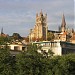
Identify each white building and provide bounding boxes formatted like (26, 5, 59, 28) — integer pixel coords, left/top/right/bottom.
(33, 40, 75, 56)
(8, 44, 26, 51)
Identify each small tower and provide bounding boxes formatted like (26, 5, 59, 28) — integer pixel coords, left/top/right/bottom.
(36, 13, 38, 18)
(40, 9, 43, 16)
(72, 28, 74, 33)
(61, 14, 66, 32)
(1, 27, 3, 34)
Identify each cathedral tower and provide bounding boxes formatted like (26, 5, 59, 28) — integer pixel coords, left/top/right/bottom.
(29, 10, 47, 42)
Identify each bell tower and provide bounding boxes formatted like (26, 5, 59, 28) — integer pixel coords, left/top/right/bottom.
(29, 10, 48, 42)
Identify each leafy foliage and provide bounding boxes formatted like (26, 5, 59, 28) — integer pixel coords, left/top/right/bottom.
(0, 47, 16, 75)
(0, 36, 11, 45)
(12, 33, 23, 40)
(47, 32, 54, 41)
(0, 44, 75, 75)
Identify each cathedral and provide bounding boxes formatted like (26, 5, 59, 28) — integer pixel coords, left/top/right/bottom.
(29, 10, 48, 42)
(29, 11, 74, 43)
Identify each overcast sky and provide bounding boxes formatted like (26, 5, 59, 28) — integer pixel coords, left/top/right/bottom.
(0, 0, 74, 36)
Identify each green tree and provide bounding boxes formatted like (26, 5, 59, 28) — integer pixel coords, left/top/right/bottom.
(16, 44, 75, 75)
(0, 47, 15, 75)
(16, 44, 49, 75)
(0, 36, 11, 45)
(52, 54, 75, 75)
(47, 32, 54, 41)
(12, 33, 23, 40)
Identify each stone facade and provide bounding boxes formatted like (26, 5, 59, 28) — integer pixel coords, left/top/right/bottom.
(29, 12, 74, 42)
(50, 14, 67, 41)
(29, 10, 47, 42)
(54, 14, 74, 42)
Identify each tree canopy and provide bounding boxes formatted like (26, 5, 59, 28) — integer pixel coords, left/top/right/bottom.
(12, 33, 23, 40)
(0, 44, 75, 75)
(47, 32, 54, 41)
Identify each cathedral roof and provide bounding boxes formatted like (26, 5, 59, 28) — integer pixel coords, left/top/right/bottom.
(48, 30, 61, 33)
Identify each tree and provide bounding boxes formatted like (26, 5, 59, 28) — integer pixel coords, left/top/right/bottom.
(52, 54, 75, 75)
(0, 43, 75, 75)
(16, 44, 50, 75)
(0, 47, 16, 75)
(47, 32, 54, 41)
(0, 36, 11, 45)
(12, 33, 22, 40)
(15, 44, 75, 75)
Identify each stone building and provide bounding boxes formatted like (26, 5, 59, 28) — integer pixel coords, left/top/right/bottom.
(29, 10, 48, 42)
(50, 14, 67, 41)
(57, 14, 67, 41)
(70, 32, 75, 43)
(51, 14, 74, 42)
(29, 11, 74, 42)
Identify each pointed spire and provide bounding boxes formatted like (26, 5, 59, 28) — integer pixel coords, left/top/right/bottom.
(1, 27, 3, 34)
(45, 13, 47, 18)
(72, 28, 74, 33)
(40, 9, 43, 16)
(61, 14, 66, 27)
(36, 13, 38, 18)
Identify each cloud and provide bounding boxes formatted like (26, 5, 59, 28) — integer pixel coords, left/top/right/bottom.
(0, 0, 74, 36)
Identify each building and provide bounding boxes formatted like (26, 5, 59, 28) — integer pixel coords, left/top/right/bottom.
(54, 14, 67, 41)
(29, 11, 74, 42)
(33, 40, 75, 56)
(70, 32, 75, 43)
(49, 14, 74, 42)
(29, 10, 48, 42)
(8, 44, 26, 51)
(55, 32, 67, 41)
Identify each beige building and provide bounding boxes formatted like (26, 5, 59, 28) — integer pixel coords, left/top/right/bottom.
(52, 14, 67, 41)
(70, 32, 75, 43)
(29, 10, 48, 42)
(54, 32, 67, 42)
(8, 44, 26, 51)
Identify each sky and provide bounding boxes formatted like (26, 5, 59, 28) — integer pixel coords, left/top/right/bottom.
(0, 0, 74, 37)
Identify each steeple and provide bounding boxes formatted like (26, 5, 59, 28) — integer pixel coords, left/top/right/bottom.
(61, 14, 66, 27)
(72, 28, 74, 33)
(40, 9, 43, 16)
(36, 13, 38, 17)
(1, 27, 3, 34)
